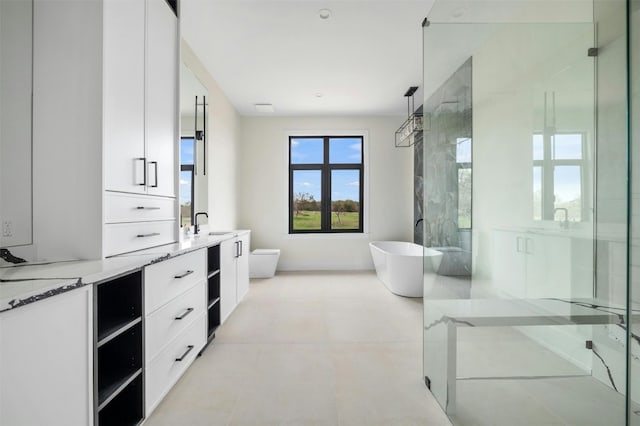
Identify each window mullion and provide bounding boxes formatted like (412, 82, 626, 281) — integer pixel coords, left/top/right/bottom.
(322, 138, 331, 231)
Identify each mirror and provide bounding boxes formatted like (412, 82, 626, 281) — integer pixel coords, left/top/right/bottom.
(0, 0, 33, 248)
(179, 62, 208, 227)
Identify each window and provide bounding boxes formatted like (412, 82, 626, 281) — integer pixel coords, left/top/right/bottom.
(180, 137, 195, 227)
(289, 136, 364, 233)
(456, 137, 472, 229)
(532, 133, 585, 222)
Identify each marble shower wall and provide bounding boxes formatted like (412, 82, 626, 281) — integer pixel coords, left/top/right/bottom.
(414, 112, 424, 246)
(422, 58, 472, 275)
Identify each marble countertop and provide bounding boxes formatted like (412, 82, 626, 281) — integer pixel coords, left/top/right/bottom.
(0, 230, 245, 313)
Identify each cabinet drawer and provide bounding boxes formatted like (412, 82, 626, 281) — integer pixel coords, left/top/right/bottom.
(145, 249, 206, 314)
(146, 314, 206, 415)
(104, 221, 175, 257)
(105, 192, 175, 223)
(146, 281, 206, 361)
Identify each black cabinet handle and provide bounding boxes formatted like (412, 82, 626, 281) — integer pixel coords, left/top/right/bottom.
(149, 161, 158, 188)
(174, 270, 194, 279)
(175, 345, 194, 362)
(136, 232, 160, 238)
(135, 157, 146, 186)
(174, 307, 194, 320)
(239, 240, 243, 256)
(136, 206, 161, 210)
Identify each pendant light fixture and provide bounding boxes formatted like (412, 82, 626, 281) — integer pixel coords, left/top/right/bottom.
(395, 86, 424, 147)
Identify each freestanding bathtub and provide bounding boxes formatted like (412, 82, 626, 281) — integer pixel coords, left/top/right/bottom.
(369, 241, 443, 297)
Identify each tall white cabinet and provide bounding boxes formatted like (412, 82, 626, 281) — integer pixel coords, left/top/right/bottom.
(103, 0, 177, 198)
(33, 0, 178, 260)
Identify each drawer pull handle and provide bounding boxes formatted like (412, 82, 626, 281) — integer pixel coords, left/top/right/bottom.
(136, 206, 161, 210)
(174, 270, 194, 279)
(175, 345, 194, 362)
(137, 232, 160, 238)
(175, 307, 194, 320)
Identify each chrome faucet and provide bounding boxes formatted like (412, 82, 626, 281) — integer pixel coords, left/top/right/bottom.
(194, 212, 208, 235)
(554, 208, 569, 229)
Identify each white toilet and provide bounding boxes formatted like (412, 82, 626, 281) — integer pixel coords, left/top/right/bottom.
(249, 249, 280, 278)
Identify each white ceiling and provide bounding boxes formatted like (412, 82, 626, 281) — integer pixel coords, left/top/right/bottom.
(180, 0, 436, 116)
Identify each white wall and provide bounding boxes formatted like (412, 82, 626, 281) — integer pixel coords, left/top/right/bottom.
(181, 41, 240, 230)
(237, 116, 412, 271)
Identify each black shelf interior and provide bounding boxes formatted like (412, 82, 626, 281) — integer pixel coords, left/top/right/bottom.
(98, 373, 144, 426)
(97, 321, 143, 407)
(97, 271, 142, 342)
(208, 273, 220, 305)
(208, 244, 220, 273)
(207, 301, 220, 338)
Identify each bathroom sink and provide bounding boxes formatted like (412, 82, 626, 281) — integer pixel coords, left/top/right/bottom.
(209, 231, 234, 236)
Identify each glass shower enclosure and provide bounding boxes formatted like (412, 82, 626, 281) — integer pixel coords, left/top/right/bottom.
(421, 1, 639, 424)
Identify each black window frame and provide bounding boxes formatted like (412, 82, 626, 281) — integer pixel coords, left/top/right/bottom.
(289, 135, 364, 234)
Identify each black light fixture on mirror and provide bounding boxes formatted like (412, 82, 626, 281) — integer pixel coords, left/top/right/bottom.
(194, 95, 207, 175)
(395, 86, 424, 147)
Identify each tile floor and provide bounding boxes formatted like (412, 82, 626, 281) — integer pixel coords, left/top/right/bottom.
(146, 271, 453, 426)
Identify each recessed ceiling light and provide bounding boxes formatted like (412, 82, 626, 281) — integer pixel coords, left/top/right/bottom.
(318, 8, 331, 20)
(254, 103, 274, 113)
(315, 93, 323, 98)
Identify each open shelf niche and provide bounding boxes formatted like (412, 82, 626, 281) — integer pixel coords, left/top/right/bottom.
(94, 270, 144, 426)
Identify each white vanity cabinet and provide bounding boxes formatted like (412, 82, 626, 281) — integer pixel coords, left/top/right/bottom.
(144, 249, 207, 416)
(492, 229, 572, 298)
(0, 286, 93, 426)
(32, 0, 178, 260)
(220, 231, 251, 323)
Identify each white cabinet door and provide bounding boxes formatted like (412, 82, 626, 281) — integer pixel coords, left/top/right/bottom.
(491, 230, 526, 297)
(526, 233, 572, 298)
(103, 0, 146, 194)
(236, 232, 250, 302)
(220, 238, 238, 323)
(0, 287, 92, 425)
(145, 0, 177, 197)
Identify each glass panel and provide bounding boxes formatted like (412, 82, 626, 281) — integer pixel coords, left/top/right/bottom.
(330, 169, 360, 230)
(554, 165, 581, 222)
(290, 138, 324, 164)
(420, 2, 626, 422)
(329, 137, 362, 164)
(181, 137, 194, 165)
(629, 0, 640, 422)
(180, 170, 193, 227)
(292, 170, 321, 230)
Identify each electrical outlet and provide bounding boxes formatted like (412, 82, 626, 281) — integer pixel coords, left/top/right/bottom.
(2, 221, 12, 237)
